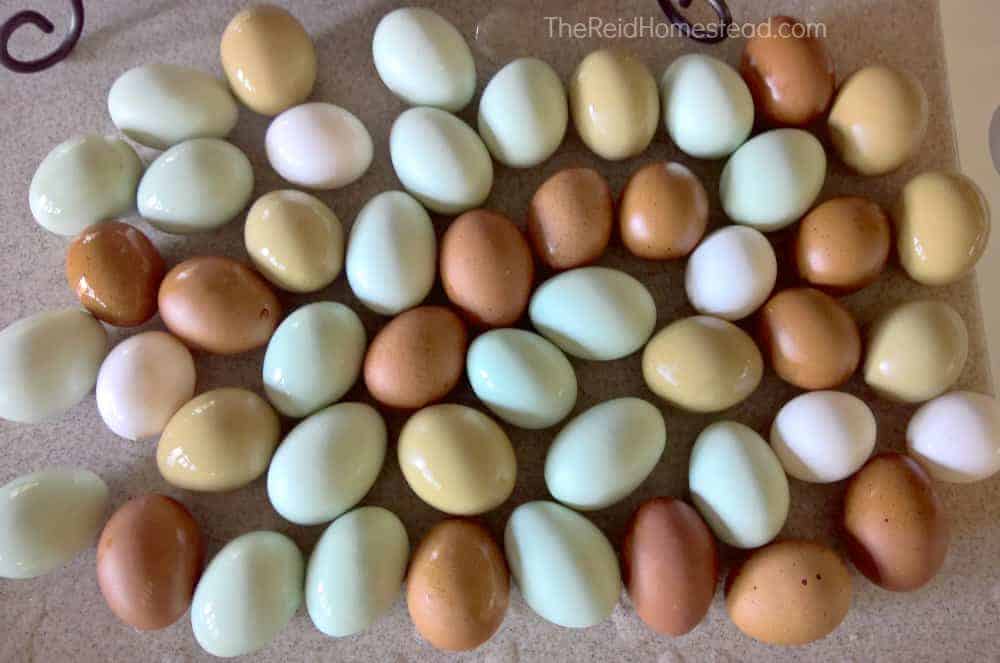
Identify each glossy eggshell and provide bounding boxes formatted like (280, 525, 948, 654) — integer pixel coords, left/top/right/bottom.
(407, 519, 509, 651)
(685, 226, 777, 321)
(527, 167, 613, 270)
(907, 391, 1000, 483)
(620, 161, 709, 260)
(96, 495, 204, 630)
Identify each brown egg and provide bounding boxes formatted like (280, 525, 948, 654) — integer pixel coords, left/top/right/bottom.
(363, 306, 467, 410)
(758, 288, 861, 390)
(843, 453, 950, 592)
(794, 197, 891, 293)
(96, 494, 204, 630)
(620, 162, 708, 260)
(622, 498, 718, 636)
(740, 15, 835, 127)
(158, 256, 281, 355)
(527, 167, 613, 269)
(726, 539, 852, 645)
(440, 210, 534, 327)
(65, 221, 165, 327)
(406, 519, 509, 651)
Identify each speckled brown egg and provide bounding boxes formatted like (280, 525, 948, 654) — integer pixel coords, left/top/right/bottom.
(527, 168, 613, 270)
(843, 453, 950, 592)
(65, 221, 165, 327)
(620, 161, 708, 260)
(440, 209, 534, 327)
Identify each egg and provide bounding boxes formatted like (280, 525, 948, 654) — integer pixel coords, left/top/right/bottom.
(137, 138, 254, 234)
(828, 65, 928, 175)
(398, 404, 516, 515)
(0, 468, 108, 579)
(220, 5, 316, 116)
(96, 331, 196, 441)
(863, 300, 968, 403)
(570, 49, 658, 160)
(526, 167, 613, 270)
(107, 63, 238, 149)
(29, 135, 142, 237)
(622, 498, 717, 636)
(96, 495, 204, 630)
(544, 398, 665, 510)
(157, 388, 281, 492)
(262, 302, 365, 418)
(390, 107, 493, 214)
(346, 191, 436, 315)
(363, 306, 466, 410)
(0, 308, 107, 424)
(842, 453, 949, 591)
(530, 267, 655, 360)
(372, 7, 475, 111)
(661, 53, 754, 159)
(689, 421, 790, 549)
(794, 196, 891, 293)
(306, 507, 409, 637)
(740, 16, 835, 127)
(478, 57, 567, 167)
(721, 128, 826, 231)
(907, 391, 1000, 483)
(505, 501, 621, 628)
(642, 316, 763, 413)
(158, 256, 281, 355)
(191, 531, 303, 657)
(684, 226, 777, 320)
(440, 209, 534, 327)
(407, 519, 509, 651)
(893, 171, 991, 286)
(770, 391, 876, 483)
(65, 221, 165, 326)
(467, 328, 577, 429)
(620, 161, 709, 260)
(726, 540, 852, 645)
(267, 403, 384, 525)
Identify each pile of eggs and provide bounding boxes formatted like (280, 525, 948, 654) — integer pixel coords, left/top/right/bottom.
(1, 4, 999, 657)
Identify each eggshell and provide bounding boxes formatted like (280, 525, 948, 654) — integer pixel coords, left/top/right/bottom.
(526, 167, 613, 270)
(467, 328, 577, 429)
(262, 302, 365, 418)
(689, 421, 790, 549)
(267, 403, 386, 525)
(545, 398, 665, 510)
(398, 404, 516, 515)
(0, 308, 108, 424)
(622, 498, 718, 636)
(842, 453, 949, 591)
(907, 391, 1000, 483)
(0, 468, 108, 579)
(407, 519, 509, 651)
(96, 495, 204, 630)
(157, 388, 280, 492)
(504, 501, 621, 628)
(684, 226, 777, 320)
(530, 266, 656, 360)
(306, 507, 409, 637)
(620, 161, 709, 260)
(191, 531, 303, 657)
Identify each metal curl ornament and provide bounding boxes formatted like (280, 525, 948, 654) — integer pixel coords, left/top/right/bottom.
(658, 0, 732, 44)
(1, 0, 84, 73)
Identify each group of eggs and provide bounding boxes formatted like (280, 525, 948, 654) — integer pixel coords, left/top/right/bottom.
(1, 3, 999, 657)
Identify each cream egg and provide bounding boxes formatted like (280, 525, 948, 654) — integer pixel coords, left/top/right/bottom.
(684, 226, 777, 320)
(907, 391, 1000, 483)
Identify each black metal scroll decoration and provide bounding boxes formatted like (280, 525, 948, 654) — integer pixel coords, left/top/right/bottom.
(1, 0, 85, 73)
(658, 0, 732, 44)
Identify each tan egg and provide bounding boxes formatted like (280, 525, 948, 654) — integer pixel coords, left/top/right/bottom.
(893, 171, 991, 286)
(407, 519, 509, 651)
(642, 316, 763, 413)
(726, 540, 852, 645)
(157, 388, 281, 492)
(244, 190, 344, 293)
(758, 288, 861, 390)
(863, 300, 968, 403)
(620, 161, 708, 260)
(527, 168, 613, 270)
(398, 404, 516, 515)
(828, 65, 928, 175)
(569, 49, 659, 161)
(220, 5, 316, 116)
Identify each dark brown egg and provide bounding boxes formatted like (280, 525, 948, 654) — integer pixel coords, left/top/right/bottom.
(620, 161, 708, 260)
(527, 167, 613, 270)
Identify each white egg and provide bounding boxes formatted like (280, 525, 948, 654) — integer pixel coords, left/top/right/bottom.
(684, 226, 777, 321)
(907, 391, 1000, 483)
